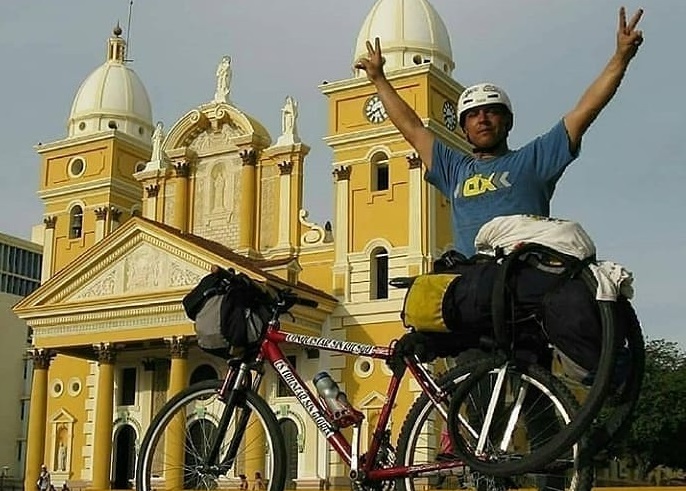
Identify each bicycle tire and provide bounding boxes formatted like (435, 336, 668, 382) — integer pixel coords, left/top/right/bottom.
(446, 265, 618, 477)
(396, 360, 593, 491)
(582, 298, 645, 460)
(136, 379, 287, 491)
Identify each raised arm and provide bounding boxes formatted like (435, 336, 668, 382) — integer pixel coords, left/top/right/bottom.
(564, 7, 644, 153)
(355, 38, 435, 170)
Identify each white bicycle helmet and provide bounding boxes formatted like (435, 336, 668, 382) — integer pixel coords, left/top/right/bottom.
(457, 83, 513, 127)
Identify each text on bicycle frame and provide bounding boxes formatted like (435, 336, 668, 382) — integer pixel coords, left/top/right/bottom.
(283, 334, 377, 356)
(273, 358, 336, 437)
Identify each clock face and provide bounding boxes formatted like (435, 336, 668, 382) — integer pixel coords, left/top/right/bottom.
(364, 95, 388, 124)
(443, 100, 457, 131)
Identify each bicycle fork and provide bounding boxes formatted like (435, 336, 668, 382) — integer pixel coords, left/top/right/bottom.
(205, 361, 262, 475)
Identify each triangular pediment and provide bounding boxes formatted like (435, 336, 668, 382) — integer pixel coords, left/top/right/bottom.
(13, 218, 337, 354)
(50, 407, 77, 424)
(359, 390, 387, 409)
(14, 218, 265, 312)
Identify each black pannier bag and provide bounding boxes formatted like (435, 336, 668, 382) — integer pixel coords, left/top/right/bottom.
(402, 251, 605, 374)
(403, 258, 559, 336)
(542, 278, 604, 379)
(182, 270, 272, 357)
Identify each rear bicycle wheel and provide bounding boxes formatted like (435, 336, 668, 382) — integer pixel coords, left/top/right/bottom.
(136, 380, 286, 491)
(396, 360, 592, 491)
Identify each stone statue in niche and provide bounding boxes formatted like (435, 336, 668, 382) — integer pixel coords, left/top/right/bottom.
(57, 441, 67, 471)
(213, 173, 226, 210)
(214, 55, 232, 103)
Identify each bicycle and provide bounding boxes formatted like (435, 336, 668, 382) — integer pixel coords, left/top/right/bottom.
(135, 266, 593, 491)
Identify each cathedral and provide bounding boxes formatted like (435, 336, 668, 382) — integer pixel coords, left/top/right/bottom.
(13, 0, 472, 489)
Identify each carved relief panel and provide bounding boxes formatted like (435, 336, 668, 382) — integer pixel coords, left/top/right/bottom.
(191, 155, 242, 248)
(70, 242, 206, 301)
(259, 164, 279, 250)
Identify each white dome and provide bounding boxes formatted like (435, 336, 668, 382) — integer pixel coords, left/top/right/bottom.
(354, 0, 454, 77)
(67, 29, 153, 143)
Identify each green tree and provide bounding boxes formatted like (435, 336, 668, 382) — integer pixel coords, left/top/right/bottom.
(622, 339, 686, 479)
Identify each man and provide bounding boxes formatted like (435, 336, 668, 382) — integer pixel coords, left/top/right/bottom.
(37, 465, 50, 491)
(355, 7, 644, 256)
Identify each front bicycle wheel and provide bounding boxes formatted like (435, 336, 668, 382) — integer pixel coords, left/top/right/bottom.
(136, 380, 287, 491)
(581, 298, 645, 461)
(396, 360, 592, 491)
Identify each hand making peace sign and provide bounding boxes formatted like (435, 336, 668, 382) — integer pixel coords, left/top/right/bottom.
(354, 37, 386, 82)
(617, 7, 644, 62)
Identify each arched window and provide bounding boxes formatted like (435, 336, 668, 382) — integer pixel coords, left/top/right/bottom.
(371, 152, 389, 192)
(370, 247, 389, 300)
(69, 205, 83, 239)
(189, 364, 218, 385)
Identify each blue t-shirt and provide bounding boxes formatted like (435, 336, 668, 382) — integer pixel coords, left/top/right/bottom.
(425, 120, 578, 256)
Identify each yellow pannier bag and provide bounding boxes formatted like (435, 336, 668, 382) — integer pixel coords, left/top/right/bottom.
(402, 274, 459, 333)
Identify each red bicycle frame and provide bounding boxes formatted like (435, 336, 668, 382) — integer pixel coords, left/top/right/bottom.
(250, 317, 463, 482)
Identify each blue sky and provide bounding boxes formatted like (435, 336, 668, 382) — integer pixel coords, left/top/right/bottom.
(0, 1, 683, 346)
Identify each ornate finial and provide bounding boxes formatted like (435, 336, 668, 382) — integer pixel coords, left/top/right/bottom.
(107, 23, 126, 63)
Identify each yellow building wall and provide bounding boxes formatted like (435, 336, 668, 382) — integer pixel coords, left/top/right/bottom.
(434, 193, 453, 249)
(111, 140, 150, 180)
(342, 321, 417, 443)
(327, 76, 429, 135)
(298, 249, 334, 292)
(44, 355, 91, 472)
(41, 141, 114, 191)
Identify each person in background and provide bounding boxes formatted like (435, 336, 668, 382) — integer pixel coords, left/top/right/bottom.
(253, 471, 265, 491)
(37, 465, 51, 491)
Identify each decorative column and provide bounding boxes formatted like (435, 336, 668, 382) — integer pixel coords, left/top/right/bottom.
(24, 349, 54, 491)
(407, 153, 425, 276)
(91, 343, 116, 491)
(144, 184, 160, 221)
(239, 149, 257, 251)
(172, 162, 190, 232)
(332, 166, 351, 300)
(244, 383, 266, 482)
(94, 208, 108, 242)
(164, 336, 189, 490)
(109, 207, 122, 233)
(41, 216, 57, 281)
(276, 161, 294, 250)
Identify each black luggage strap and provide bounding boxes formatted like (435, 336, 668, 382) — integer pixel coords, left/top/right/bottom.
(490, 243, 594, 351)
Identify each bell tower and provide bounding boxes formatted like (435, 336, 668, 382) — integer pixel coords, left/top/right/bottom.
(321, 0, 471, 303)
(36, 26, 154, 278)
